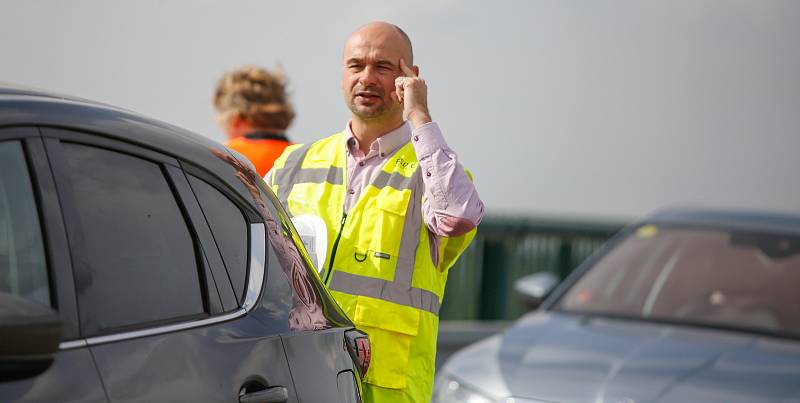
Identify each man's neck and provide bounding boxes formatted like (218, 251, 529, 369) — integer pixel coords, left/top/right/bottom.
(350, 116, 404, 155)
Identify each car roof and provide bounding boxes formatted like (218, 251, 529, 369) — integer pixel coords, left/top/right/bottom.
(0, 82, 97, 101)
(0, 83, 228, 167)
(646, 207, 800, 235)
(0, 83, 270, 212)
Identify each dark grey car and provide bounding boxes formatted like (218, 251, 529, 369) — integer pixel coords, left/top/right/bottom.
(0, 85, 369, 403)
(435, 208, 800, 403)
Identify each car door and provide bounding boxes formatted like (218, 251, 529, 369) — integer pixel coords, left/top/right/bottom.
(0, 127, 107, 403)
(183, 163, 365, 403)
(41, 128, 298, 402)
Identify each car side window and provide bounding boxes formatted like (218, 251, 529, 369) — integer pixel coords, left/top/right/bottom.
(0, 141, 49, 306)
(187, 175, 249, 303)
(62, 143, 204, 334)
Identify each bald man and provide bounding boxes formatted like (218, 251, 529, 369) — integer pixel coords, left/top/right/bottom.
(268, 22, 484, 402)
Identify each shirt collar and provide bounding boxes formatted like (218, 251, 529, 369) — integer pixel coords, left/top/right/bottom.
(344, 121, 411, 157)
(243, 131, 289, 142)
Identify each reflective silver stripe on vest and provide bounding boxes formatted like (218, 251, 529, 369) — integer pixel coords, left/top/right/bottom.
(284, 167, 344, 188)
(394, 169, 424, 289)
(329, 271, 441, 315)
(370, 170, 416, 192)
(274, 143, 312, 205)
(276, 146, 415, 206)
(275, 143, 344, 206)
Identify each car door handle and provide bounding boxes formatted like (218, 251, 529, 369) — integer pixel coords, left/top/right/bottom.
(239, 386, 288, 403)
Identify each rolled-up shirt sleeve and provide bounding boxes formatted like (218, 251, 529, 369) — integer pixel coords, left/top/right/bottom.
(411, 122, 485, 237)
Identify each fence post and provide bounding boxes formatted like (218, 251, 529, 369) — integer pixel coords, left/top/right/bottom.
(557, 236, 574, 279)
(479, 237, 509, 320)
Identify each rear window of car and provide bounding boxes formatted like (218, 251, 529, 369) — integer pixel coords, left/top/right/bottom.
(63, 143, 205, 334)
(558, 225, 800, 336)
(187, 175, 249, 303)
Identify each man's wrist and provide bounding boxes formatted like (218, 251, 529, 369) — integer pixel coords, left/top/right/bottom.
(407, 110, 432, 128)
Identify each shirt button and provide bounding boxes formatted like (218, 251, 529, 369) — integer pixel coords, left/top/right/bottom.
(358, 161, 365, 167)
(349, 189, 355, 195)
(413, 136, 419, 141)
(426, 171, 432, 177)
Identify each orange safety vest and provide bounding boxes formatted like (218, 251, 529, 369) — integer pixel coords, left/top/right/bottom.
(226, 132, 292, 177)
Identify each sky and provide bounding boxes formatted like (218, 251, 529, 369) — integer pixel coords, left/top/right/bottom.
(1, 0, 798, 220)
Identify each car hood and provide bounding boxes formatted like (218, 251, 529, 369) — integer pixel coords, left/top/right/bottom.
(442, 312, 800, 403)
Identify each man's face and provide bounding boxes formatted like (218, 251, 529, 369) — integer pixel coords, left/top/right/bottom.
(341, 28, 410, 121)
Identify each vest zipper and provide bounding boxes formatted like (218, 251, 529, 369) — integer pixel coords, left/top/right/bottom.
(324, 212, 347, 285)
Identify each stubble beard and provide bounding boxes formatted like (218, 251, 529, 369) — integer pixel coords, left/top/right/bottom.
(348, 96, 389, 121)
(348, 98, 406, 126)
(346, 82, 404, 123)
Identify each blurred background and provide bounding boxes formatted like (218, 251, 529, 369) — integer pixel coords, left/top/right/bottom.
(3, 0, 799, 364)
(3, 0, 799, 218)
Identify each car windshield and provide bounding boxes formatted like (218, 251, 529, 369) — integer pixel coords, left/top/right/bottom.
(557, 224, 800, 337)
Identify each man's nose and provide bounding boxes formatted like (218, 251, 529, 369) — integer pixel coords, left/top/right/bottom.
(358, 65, 379, 87)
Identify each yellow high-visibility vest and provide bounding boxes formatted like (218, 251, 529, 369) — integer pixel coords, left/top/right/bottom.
(270, 131, 476, 402)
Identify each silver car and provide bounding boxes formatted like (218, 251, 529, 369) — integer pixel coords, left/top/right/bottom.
(435, 208, 800, 403)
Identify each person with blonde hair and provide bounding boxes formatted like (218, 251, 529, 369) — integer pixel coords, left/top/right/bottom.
(214, 66, 295, 176)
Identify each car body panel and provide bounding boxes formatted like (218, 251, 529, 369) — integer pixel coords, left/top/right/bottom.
(0, 86, 362, 402)
(89, 315, 296, 403)
(282, 329, 362, 403)
(494, 312, 800, 402)
(0, 348, 107, 403)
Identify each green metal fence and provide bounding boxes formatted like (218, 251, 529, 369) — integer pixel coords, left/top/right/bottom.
(439, 215, 627, 321)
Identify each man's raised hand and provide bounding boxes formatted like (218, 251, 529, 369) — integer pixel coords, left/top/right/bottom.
(394, 58, 432, 128)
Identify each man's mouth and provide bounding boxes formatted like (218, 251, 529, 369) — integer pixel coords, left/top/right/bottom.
(355, 91, 381, 100)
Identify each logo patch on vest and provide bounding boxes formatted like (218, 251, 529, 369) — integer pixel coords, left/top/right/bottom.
(374, 252, 391, 260)
(394, 158, 417, 170)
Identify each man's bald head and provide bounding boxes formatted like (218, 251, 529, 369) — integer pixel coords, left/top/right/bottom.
(341, 21, 417, 124)
(345, 21, 413, 65)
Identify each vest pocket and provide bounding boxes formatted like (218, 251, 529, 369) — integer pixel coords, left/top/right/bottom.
(370, 189, 410, 255)
(354, 296, 420, 389)
(376, 188, 410, 215)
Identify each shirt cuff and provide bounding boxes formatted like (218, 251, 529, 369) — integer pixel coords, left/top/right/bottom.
(435, 213, 477, 237)
(410, 121, 449, 160)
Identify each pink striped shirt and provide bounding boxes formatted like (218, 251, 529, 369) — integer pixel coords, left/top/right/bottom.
(343, 121, 484, 240)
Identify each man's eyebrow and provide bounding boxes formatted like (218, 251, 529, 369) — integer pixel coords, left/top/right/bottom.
(375, 59, 400, 69)
(344, 57, 396, 68)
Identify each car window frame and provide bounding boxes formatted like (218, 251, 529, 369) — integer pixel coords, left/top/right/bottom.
(40, 127, 222, 337)
(165, 164, 239, 312)
(0, 127, 81, 341)
(181, 162, 260, 306)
